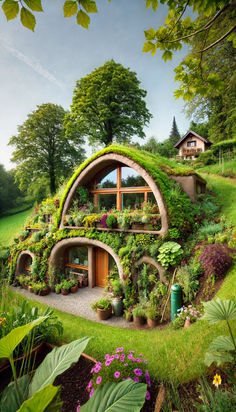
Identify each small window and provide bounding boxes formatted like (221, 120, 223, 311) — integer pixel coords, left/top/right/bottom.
(122, 193, 144, 210)
(121, 167, 147, 187)
(187, 141, 196, 147)
(67, 247, 88, 266)
(98, 193, 117, 210)
(96, 168, 117, 189)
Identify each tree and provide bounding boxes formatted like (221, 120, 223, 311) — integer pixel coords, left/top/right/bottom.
(8, 103, 85, 195)
(0, 164, 26, 215)
(65, 60, 152, 147)
(169, 117, 181, 143)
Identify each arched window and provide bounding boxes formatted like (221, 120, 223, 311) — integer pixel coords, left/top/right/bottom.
(89, 165, 156, 211)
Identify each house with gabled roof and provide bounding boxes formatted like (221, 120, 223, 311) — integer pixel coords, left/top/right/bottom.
(174, 130, 212, 160)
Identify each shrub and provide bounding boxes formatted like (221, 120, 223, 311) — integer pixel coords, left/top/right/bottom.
(228, 227, 236, 249)
(172, 305, 203, 329)
(168, 227, 180, 239)
(132, 305, 146, 318)
(106, 214, 117, 228)
(101, 214, 108, 228)
(197, 150, 216, 165)
(135, 233, 154, 248)
(87, 347, 151, 402)
(176, 262, 202, 303)
(145, 305, 159, 320)
(198, 223, 223, 239)
(158, 242, 183, 269)
(198, 244, 233, 280)
(149, 240, 162, 258)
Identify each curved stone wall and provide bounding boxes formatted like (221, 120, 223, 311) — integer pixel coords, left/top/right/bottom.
(59, 153, 169, 235)
(15, 250, 35, 276)
(134, 256, 167, 283)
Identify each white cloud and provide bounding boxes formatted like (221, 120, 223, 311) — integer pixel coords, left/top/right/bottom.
(0, 33, 65, 89)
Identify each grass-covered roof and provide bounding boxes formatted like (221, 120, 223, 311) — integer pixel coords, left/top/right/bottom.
(56, 145, 198, 232)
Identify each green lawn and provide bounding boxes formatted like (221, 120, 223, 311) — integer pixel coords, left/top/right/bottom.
(197, 159, 236, 175)
(0, 209, 32, 248)
(3, 173, 236, 383)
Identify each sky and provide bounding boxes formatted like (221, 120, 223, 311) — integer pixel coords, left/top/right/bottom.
(0, 0, 191, 171)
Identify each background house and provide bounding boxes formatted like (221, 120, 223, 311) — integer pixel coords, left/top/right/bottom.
(174, 130, 212, 160)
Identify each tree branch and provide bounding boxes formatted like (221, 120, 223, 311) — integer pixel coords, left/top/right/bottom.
(166, 1, 189, 39)
(198, 24, 236, 53)
(159, 3, 230, 44)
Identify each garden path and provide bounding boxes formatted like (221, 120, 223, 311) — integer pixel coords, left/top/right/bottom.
(11, 286, 133, 329)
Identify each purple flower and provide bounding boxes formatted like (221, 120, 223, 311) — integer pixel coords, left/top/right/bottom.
(126, 377, 132, 380)
(114, 371, 120, 379)
(110, 355, 115, 360)
(128, 354, 134, 360)
(94, 366, 101, 373)
(186, 316, 190, 320)
(87, 380, 92, 389)
(124, 363, 128, 366)
(115, 354, 120, 359)
(101, 214, 108, 228)
(146, 390, 151, 400)
(96, 376, 102, 385)
(120, 355, 125, 362)
(135, 358, 141, 362)
(105, 354, 110, 359)
(134, 368, 143, 376)
(144, 360, 148, 364)
(76, 405, 81, 411)
(133, 377, 139, 383)
(89, 388, 94, 398)
(129, 350, 134, 354)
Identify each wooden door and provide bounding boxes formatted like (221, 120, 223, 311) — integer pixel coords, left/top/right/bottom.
(95, 248, 109, 287)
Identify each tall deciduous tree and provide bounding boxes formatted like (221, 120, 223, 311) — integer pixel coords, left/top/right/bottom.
(65, 60, 152, 147)
(9, 103, 85, 195)
(0, 164, 26, 215)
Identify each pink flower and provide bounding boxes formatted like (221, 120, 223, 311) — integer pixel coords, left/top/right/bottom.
(89, 388, 94, 398)
(124, 363, 128, 366)
(114, 371, 120, 378)
(186, 316, 190, 320)
(76, 405, 81, 411)
(90, 368, 94, 373)
(135, 358, 141, 362)
(94, 366, 101, 373)
(110, 355, 115, 360)
(146, 390, 151, 400)
(120, 355, 125, 362)
(134, 368, 143, 376)
(87, 380, 92, 389)
(129, 350, 134, 354)
(105, 359, 112, 366)
(128, 354, 134, 360)
(133, 377, 139, 383)
(115, 354, 120, 359)
(126, 377, 132, 380)
(96, 376, 102, 385)
(105, 354, 110, 359)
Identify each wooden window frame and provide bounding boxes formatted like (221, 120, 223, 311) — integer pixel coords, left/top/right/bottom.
(91, 166, 152, 210)
(64, 247, 88, 272)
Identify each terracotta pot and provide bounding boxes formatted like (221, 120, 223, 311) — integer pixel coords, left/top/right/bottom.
(133, 315, 146, 327)
(184, 318, 191, 328)
(55, 289, 61, 294)
(147, 318, 159, 328)
(61, 289, 69, 296)
(70, 284, 79, 293)
(39, 287, 50, 296)
(28, 286, 34, 294)
(97, 307, 112, 321)
(83, 279, 88, 287)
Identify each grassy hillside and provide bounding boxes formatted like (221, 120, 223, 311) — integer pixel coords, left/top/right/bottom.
(0, 209, 32, 248)
(197, 159, 236, 175)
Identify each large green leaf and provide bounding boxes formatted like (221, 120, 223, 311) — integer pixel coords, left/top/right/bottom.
(0, 317, 47, 360)
(23, 0, 43, 12)
(80, 0, 97, 13)
(28, 337, 90, 397)
(17, 384, 60, 412)
(2, 0, 19, 21)
(76, 9, 90, 28)
(80, 381, 147, 412)
(202, 298, 236, 324)
(0, 375, 30, 412)
(20, 6, 36, 31)
(205, 350, 234, 367)
(63, 0, 78, 17)
(209, 335, 235, 352)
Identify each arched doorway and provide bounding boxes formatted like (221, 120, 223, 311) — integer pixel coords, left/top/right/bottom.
(49, 237, 123, 288)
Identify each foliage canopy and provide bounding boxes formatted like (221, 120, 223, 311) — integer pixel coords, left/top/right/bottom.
(65, 60, 152, 147)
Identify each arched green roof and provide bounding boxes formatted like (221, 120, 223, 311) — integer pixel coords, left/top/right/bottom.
(56, 145, 198, 232)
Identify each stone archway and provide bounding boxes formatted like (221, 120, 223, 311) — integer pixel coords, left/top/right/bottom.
(15, 250, 35, 277)
(49, 237, 123, 288)
(134, 256, 167, 283)
(59, 153, 169, 235)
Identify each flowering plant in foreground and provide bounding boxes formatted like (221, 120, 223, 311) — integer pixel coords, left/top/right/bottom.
(172, 305, 203, 329)
(86, 347, 151, 401)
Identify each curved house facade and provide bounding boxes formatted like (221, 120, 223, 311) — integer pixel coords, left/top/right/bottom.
(15, 145, 205, 289)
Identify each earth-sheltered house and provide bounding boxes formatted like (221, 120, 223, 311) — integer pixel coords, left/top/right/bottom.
(11, 145, 206, 290)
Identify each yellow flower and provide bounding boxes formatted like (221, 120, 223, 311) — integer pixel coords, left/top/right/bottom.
(213, 374, 221, 388)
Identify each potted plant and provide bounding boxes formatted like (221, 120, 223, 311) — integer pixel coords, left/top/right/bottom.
(106, 214, 117, 228)
(124, 308, 133, 322)
(91, 298, 112, 320)
(146, 305, 159, 328)
(61, 280, 71, 295)
(38, 281, 51, 296)
(55, 283, 61, 294)
(132, 305, 146, 327)
(110, 279, 123, 316)
(117, 209, 131, 230)
(69, 279, 78, 293)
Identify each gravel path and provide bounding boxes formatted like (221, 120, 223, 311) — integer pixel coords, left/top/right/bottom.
(11, 286, 134, 329)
